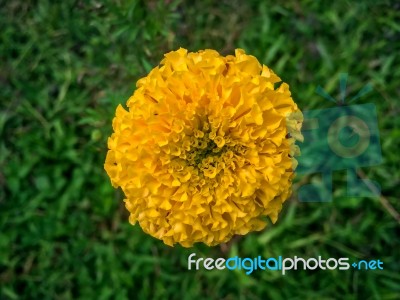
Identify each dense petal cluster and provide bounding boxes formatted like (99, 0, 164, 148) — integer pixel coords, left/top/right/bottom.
(104, 48, 303, 247)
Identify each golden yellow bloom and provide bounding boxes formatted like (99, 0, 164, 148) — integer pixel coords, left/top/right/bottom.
(104, 48, 303, 247)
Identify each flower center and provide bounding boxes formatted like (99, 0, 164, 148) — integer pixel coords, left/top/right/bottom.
(187, 133, 226, 167)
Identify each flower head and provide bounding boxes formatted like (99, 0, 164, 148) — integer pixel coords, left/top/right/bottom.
(104, 48, 303, 247)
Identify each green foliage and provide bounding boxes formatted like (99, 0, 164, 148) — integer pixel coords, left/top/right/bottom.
(1, 0, 399, 299)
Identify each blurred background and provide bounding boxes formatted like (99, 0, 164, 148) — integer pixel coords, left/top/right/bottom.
(1, 0, 400, 299)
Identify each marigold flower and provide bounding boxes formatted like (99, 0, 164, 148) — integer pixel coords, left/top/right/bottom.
(104, 48, 303, 247)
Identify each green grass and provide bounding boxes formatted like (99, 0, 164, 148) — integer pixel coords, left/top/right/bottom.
(1, 0, 400, 299)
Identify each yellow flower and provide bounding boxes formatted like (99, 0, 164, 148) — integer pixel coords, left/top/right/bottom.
(104, 48, 303, 247)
